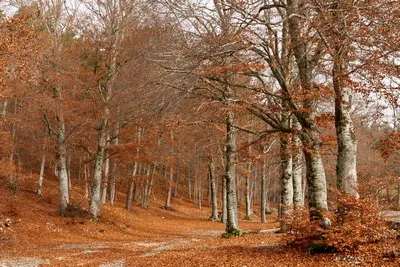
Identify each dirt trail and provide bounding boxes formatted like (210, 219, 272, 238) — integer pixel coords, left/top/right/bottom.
(1, 180, 399, 266)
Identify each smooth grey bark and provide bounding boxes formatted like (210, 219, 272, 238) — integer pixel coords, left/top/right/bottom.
(173, 162, 179, 197)
(305, 148, 328, 212)
(292, 126, 304, 208)
(165, 166, 174, 209)
(57, 118, 69, 215)
(334, 75, 358, 198)
(198, 171, 202, 209)
(287, 0, 329, 216)
(187, 169, 192, 199)
(90, 127, 108, 218)
(245, 162, 253, 220)
(331, 5, 359, 198)
(9, 99, 17, 193)
(110, 128, 119, 205)
(84, 162, 89, 199)
(142, 163, 154, 209)
(36, 154, 46, 196)
(209, 158, 219, 221)
(280, 138, 293, 231)
(398, 181, 400, 207)
(221, 172, 227, 224)
(101, 149, 110, 204)
(261, 148, 267, 224)
(67, 155, 72, 190)
(225, 110, 239, 233)
(126, 162, 138, 211)
(292, 150, 304, 208)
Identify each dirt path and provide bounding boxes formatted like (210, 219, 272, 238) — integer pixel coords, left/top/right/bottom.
(1, 227, 284, 266)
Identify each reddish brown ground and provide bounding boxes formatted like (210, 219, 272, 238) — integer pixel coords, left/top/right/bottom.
(0, 175, 399, 266)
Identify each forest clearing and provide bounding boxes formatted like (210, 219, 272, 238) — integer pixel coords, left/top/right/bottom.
(1, 176, 400, 266)
(1, 0, 400, 266)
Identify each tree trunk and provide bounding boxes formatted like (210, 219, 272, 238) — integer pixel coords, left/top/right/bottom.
(209, 158, 219, 221)
(101, 151, 110, 204)
(397, 180, 400, 207)
(67, 155, 72, 190)
(280, 138, 293, 231)
(187, 169, 192, 199)
(165, 166, 174, 209)
(261, 148, 267, 224)
(333, 38, 359, 199)
(142, 163, 153, 209)
(292, 128, 304, 208)
(221, 173, 227, 223)
(36, 154, 46, 196)
(84, 163, 89, 199)
(126, 162, 138, 211)
(90, 127, 108, 218)
(287, 0, 329, 221)
(305, 148, 328, 212)
(245, 162, 252, 220)
(57, 118, 69, 215)
(173, 162, 179, 197)
(225, 110, 239, 233)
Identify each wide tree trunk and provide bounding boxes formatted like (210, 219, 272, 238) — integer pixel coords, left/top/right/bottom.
(287, 0, 329, 220)
(331, 7, 359, 198)
(57, 118, 69, 215)
(90, 127, 108, 218)
(209, 157, 219, 221)
(36, 154, 46, 196)
(225, 110, 239, 233)
(304, 147, 328, 212)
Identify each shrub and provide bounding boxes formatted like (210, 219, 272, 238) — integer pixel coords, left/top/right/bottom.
(287, 195, 395, 253)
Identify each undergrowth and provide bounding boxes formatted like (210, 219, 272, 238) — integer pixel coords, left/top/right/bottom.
(286, 195, 396, 253)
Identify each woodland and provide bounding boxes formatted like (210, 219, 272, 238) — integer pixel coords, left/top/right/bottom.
(0, 0, 400, 266)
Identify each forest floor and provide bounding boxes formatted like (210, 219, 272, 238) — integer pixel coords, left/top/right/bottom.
(0, 176, 400, 266)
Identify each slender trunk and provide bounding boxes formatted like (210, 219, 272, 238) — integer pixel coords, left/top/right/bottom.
(292, 127, 304, 208)
(101, 150, 110, 204)
(57, 118, 69, 215)
(261, 149, 267, 224)
(126, 162, 138, 211)
(397, 180, 400, 207)
(165, 166, 173, 209)
(142, 164, 152, 208)
(36, 154, 46, 196)
(198, 172, 202, 209)
(280, 138, 293, 231)
(225, 110, 239, 233)
(84, 162, 89, 199)
(209, 158, 219, 221)
(9, 99, 17, 192)
(245, 162, 252, 220)
(173, 163, 179, 197)
(67, 155, 72, 190)
(110, 122, 119, 205)
(187, 169, 192, 199)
